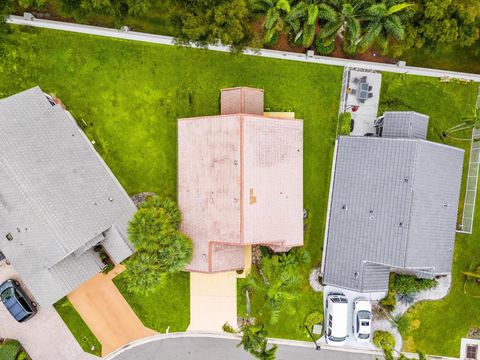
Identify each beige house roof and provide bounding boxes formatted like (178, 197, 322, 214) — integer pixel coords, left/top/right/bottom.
(178, 88, 303, 272)
(220, 87, 264, 115)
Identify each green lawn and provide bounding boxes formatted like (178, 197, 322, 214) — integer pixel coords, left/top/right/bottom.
(378, 73, 479, 357)
(400, 44, 480, 75)
(0, 25, 341, 339)
(53, 298, 102, 356)
(113, 272, 190, 332)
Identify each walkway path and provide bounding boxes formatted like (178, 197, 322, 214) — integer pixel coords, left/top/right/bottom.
(187, 272, 238, 332)
(0, 261, 95, 360)
(6, 15, 480, 82)
(68, 265, 156, 356)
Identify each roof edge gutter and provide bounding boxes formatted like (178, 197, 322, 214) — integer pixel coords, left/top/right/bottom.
(320, 138, 339, 276)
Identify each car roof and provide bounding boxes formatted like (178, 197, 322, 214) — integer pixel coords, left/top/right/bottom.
(328, 297, 348, 337)
(1, 288, 31, 321)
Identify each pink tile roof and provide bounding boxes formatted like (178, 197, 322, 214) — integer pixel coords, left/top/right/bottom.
(178, 89, 303, 273)
(221, 88, 264, 116)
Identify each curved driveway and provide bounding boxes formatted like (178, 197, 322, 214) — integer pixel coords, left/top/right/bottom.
(107, 335, 380, 360)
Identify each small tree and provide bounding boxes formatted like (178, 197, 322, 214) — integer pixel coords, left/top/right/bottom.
(238, 324, 278, 360)
(123, 197, 193, 294)
(442, 107, 480, 140)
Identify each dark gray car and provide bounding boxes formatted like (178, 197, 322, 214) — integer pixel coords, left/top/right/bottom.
(0, 279, 37, 322)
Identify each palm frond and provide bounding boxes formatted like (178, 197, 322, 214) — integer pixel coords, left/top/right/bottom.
(387, 3, 413, 16)
(384, 15, 405, 40)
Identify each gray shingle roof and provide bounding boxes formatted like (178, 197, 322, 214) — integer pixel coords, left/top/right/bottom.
(0, 87, 136, 305)
(382, 111, 429, 139)
(322, 135, 463, 292)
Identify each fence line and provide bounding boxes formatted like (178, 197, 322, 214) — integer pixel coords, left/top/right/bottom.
(6, 14, 480, 83)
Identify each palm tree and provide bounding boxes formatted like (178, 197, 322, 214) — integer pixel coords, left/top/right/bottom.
(443, 107, 480, 140)
(243, 250, 309, 324)
(317, 0, 365, 55)
(238, 324, 278, 360)
(358, 2, 413, 53)
(285, 0, 336, 47)
(251, 0, 292, 44)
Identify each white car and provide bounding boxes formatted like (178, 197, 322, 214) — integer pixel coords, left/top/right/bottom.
(325, 293, 348, 346)
(352, 298, 372, 342)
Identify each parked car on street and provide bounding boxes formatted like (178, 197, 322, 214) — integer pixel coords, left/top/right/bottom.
(0, 279, 37, 322)
(325, 293, 348, 346)
(352, 298, 372, 342)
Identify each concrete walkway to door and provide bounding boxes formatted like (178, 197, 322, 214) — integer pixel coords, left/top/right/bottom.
(67, 265, 156, 356)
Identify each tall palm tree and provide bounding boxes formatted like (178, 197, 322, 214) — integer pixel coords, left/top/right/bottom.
(251, 0, 292, 44)
(358, 2, 413, 53)
(238, 324, 278, 360)
(285, 0, 336, 47)
(317, 0, 365, 55)
(443, 107, 480, 140)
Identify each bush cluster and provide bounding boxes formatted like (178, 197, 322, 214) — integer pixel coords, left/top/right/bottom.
(304, 311, 323, 331)
(338, 112, 352, 135)
(395, 275, 438, 296)
(380, 273, 397, 310)
(373, 330, 395, 351)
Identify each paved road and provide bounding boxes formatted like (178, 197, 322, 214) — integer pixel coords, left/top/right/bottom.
(108, 336, 379, 360)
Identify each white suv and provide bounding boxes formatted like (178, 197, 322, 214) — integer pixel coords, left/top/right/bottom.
(352, 298, 372, 342)
(325, 293, 348, 346)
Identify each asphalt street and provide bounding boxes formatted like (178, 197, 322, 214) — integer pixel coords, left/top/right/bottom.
(109, 337, 379, 360)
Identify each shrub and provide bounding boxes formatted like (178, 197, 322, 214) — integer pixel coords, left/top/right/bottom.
(222, 322, 236, 333)
(264, 32, 279, 47)
(380, 273, 397, 310)
(393, 315, 410, 333)
(338, 112, 352, 135)
(304, 311, 323, 331)
(315, 38, 335, 55)
(395, 275, 438, 296)
(373, 330, 395, 351)
(0, 339, 23, 360)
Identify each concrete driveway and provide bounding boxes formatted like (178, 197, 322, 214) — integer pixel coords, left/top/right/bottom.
(321, 285, 386, 350)
(67, 265, 156, 356)
(0, 261, 95, 360)
(188, 272, 237, 332)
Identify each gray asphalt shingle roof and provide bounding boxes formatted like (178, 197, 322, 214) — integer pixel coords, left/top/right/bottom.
(0, 87, 136, 305)
(323, 134, 463, 292)
(382, 111, 429, 139)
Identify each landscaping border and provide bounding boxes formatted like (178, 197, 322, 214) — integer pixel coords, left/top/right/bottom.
(6, 14, 480, 83)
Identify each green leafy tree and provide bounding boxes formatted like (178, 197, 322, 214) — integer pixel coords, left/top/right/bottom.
(243, 249, 310, 324)
(317, 0, 364, 56)
(285, 0, 336, 47)
(123, 197, 193, 294)
(58, 0, 151, 20)
(442, 107, 480, 140)
(358, 2, 413, 53)
(17, 0, 47, 8)
(238, 324, 278, 360)
(171, 0, 254, 51)
(251, 0, 291, 44)
(390, 0, 480, 56)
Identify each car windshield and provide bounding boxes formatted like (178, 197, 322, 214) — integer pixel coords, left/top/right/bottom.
(0, 288, 13, 302)
(329, 335, 347, 342)
(359, 333, 370, 340)
(358, 310, 371, 319)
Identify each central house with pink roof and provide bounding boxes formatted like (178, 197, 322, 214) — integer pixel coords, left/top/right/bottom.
(178, 87, 304, 273)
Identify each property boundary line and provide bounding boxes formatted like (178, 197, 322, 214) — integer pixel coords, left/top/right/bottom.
(6, 14, 480, 83)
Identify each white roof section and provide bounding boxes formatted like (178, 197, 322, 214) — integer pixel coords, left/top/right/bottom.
(0, 87, 136, 305)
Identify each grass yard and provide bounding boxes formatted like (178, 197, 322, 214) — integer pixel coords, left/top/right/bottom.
(378, 73, 479, 357)
(53, 298, 102, 356)
(0, 25, 342, 338)
(113, 272, 190, 332)
(400, 44, 480, 75)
